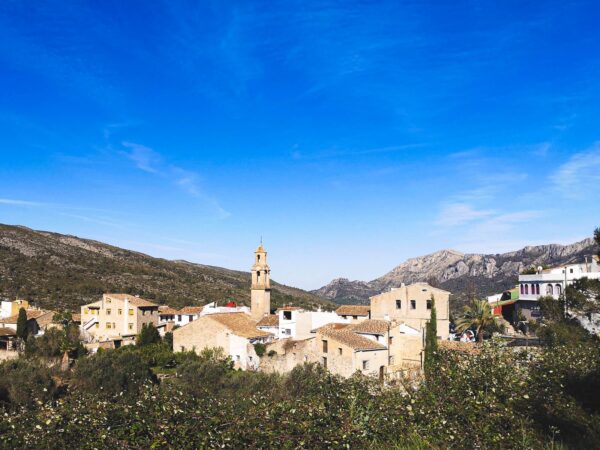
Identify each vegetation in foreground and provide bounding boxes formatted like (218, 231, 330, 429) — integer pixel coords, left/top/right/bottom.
(0, 324, 599, 449)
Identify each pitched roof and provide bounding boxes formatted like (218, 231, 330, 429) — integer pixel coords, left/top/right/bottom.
(0, 327, 16, 337)
(180, 306, 204, 314)
(319, 328, 385, 351)
(158, 307, 180, 315)
(277, 306, 303, 311)
(349, 319, 393, 335)
(206, 313, 271, 339)
(1, 309, 47, 324)
(257, 314, 279, 327)
(71, 314, 81, 323)
(35, 311, 56, 328)
(335, 305, 370, 316)
(104, 294, 158, 308)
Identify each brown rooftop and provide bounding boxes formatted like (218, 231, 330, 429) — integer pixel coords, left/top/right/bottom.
(1, 309, 47, 324)
(257, 314, 279, 327)
(350, 319, 395, 335)
(335, 305, 370, 317)
(206, 313, 271, 339)
(0, 327, 16, 337)
(158, 307, 180, 315)
(104, 293, 158, 308)
(319, 328, 385, 351)
(180, 306, 204, 315)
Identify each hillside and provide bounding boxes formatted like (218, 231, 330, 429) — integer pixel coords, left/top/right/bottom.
(0, 224, 334, 312)
(314, 238, 597, 311)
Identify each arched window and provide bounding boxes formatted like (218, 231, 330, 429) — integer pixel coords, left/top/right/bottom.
(536, 284, 540, 295)
(555, 284, 562, 296)
(520, 284, 524, 295)
(546, 284, 553, 295)
(524, 284, 529, 295)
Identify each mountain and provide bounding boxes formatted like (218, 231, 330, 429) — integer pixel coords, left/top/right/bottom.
(0, 224, 334, 312)
(313, 239, 597, 311)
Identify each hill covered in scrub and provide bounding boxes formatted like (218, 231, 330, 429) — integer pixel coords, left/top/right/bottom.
(0, 224, 334, 312)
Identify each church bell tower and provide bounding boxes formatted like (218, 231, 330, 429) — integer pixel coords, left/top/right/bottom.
(251, 244, 271, 320)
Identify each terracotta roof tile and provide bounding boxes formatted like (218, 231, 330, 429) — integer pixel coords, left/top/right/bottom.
(257, 315, 279, 327)
(1, 309, 47, 324)
(159, 307, 180, 315)
(104, 294, 158, 308)
(319, 328, 385, 351)
(335, 305, 370, 316)
(180, 306, 204, 314)
(0, 327, 16, 337)
(350, 319, 394, 335)
(206, 313, 271, 339)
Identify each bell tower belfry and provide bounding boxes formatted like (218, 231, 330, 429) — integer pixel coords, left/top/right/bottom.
(251, 244, 271, 320)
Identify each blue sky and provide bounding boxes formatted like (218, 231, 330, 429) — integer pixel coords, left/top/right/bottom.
(1, 1, 599, 290)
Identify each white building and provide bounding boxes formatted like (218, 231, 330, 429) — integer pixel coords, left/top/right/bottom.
(519, 258, 600, 301)
(277, 306, 347, 340)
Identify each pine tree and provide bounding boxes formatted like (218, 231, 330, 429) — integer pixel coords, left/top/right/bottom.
(594, 227, 600, 259)
(16, 307, 29, 342)
(424, 295, 438, 376)
(136, 323, 160, 346)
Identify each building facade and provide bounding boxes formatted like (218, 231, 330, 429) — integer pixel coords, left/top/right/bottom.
(81, 293, 159, 342)
(250, 245, 271, 320)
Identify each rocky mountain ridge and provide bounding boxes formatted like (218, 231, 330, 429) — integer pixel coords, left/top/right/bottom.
(313, 238, 597, 307)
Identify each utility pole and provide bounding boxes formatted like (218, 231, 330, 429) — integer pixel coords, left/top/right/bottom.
(564, 265, 568, 319)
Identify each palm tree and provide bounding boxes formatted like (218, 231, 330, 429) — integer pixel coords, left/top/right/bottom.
(455, 299, 496, 342)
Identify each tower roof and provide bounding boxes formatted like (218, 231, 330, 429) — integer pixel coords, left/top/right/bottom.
(256, 244, 266, 253)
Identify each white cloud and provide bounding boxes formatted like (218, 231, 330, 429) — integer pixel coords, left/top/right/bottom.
(122, 142, 162, 173)
(551, 143, 600, 198)
(435, 202, 495, 226)
(0, 198, 45, 207)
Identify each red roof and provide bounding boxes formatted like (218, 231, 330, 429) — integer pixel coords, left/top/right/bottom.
(225, 301, 237, 308)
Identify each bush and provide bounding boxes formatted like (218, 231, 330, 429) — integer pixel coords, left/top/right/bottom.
(136, 323, 161, 346)
(73, 350, 156, 396)
(0, 359, 57, 407)
(253, 342, 266, 357)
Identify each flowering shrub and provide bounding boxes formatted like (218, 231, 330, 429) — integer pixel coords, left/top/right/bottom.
(0, 340, 598, 448)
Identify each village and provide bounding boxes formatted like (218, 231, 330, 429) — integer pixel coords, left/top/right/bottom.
(2, 243, 598, 380)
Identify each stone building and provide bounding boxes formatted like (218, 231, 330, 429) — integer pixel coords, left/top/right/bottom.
(369, 282, 450, 340)
(335, 305, 371, 322)
(251, 245, 271, 321)
(173, 312, 273, 370)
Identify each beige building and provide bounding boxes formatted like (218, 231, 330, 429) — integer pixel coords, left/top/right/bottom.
(173, 312, 272, 370)
(316, 323, 389, 378)
(80, 293, 159, 342)
(251, 245, 271, 320)
(370, 282, 450, 340)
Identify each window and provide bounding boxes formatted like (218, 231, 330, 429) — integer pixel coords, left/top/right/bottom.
(395, 300, 401, 309)
(95, 322, 99, 329)
(257, 271, 261, 281)
(322, 357, 327, 368)
(389, 356, 395, 365)
(118, 309, 122, 315)
(322, 339, 328, 353)
(181, 346, 186, 352)
(178, 315, 182, 321)
(188, 315, 193, 321)
(128, 323, 133, 330)
(362, 360, 370, 370)
(106, 309, 111, 315)
(283, 311, 292, 320)
(338, 347, 343, 355)
(84, 308, 89, 314)
(257, 255, 261, 262)
(106, 323, 112, 329)
(524, 284, 529, 295)
(546, 284, 553, 295)
(388, 336, 393, 346)
(555, 284, 562, 296)
(520, 284, 524, 295)
(129, 309, 134, 316)
(426, 299, 432, 310)
(352, 315, 357, 320)
(570, 268, 574, 274)
(282, 328, 291, 336)
(410, 300, 416, 310)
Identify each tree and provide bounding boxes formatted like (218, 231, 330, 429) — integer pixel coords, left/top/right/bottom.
(595, 227, 600, 260)
(137, 323, 161, 346)
(424, 295, 438, 375)
(16, 307, 29, 342)
(455, 299, 496, 342)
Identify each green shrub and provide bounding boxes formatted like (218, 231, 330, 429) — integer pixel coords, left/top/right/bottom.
(0, 359, 57, 407)
(253, 342, 266, 357)
(73, 350, 156, 396)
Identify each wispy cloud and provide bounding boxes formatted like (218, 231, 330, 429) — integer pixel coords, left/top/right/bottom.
(120, 142, 230, 218)
(122, 142, 161, 174)
(435, 202, 495, 226)
(0, 198, 45, 207)
(551, 143, 600, 198)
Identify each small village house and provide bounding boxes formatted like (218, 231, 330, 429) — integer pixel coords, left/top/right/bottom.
(335, 305, 371, 322)
(173, 312, 273, 370)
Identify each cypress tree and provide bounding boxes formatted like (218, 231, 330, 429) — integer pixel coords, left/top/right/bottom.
(424, 295, 438, 376)
(137, 323, 160, 346)
(16, 307, 29, 341)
